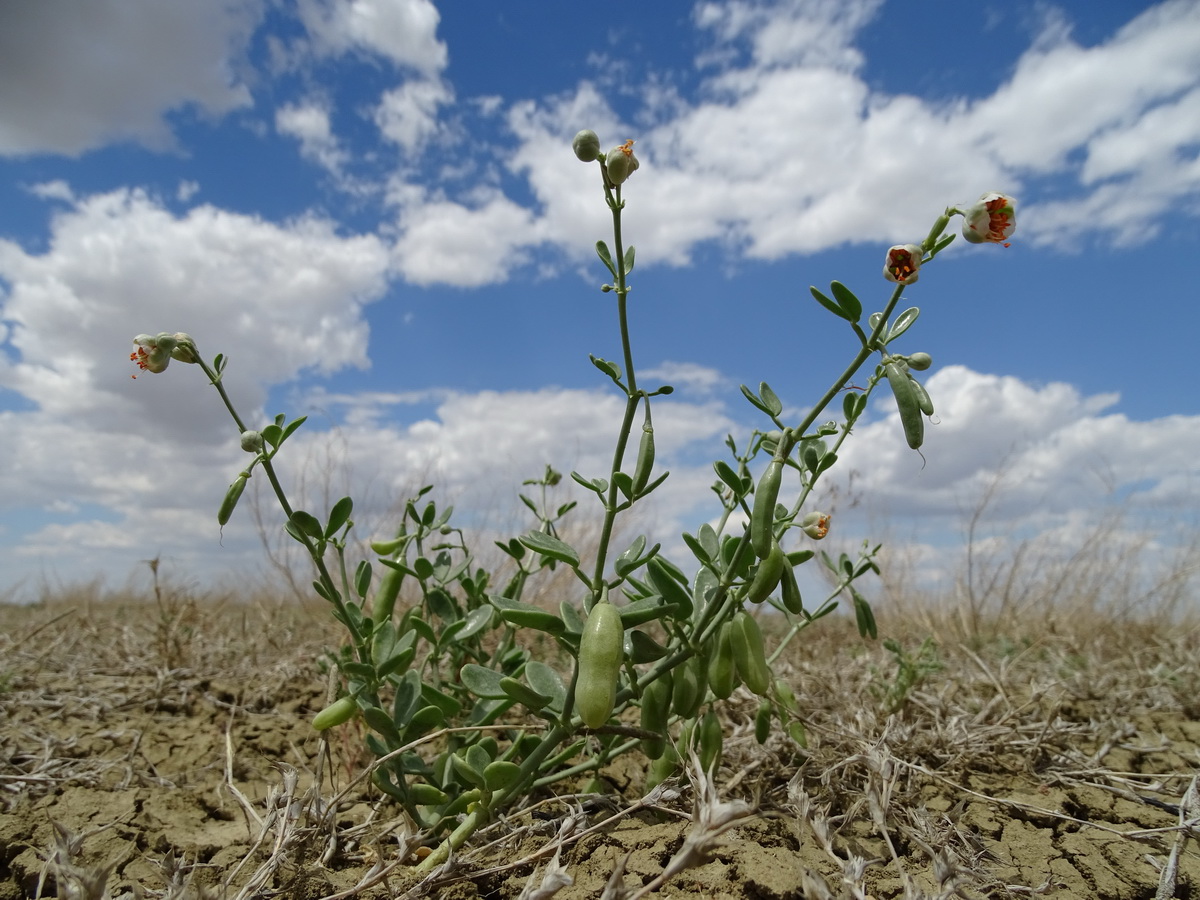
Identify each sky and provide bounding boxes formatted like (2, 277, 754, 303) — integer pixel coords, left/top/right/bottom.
(1, 0, 1198, 606)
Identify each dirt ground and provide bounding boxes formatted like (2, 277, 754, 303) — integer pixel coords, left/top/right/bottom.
(2, 595, 1199, 899)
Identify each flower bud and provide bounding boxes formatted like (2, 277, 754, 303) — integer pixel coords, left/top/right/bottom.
(605, 140, 640, 185)
(961, 192, 1016, 244)
(240, 430, 264, 453)
(572, 129, 601, 162)
(169, 332, 199, 364)
(883, 244, 923, 284)
(907, 352, 932, 371)
(801, 511, 830, 540)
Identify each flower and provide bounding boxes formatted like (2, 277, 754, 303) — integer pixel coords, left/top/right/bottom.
(801, 511, 830, 540)
(605, 139, 640, 185)
(130, 333, 177, 375)
(962, 192, 1016, 245)
(883, 244, 923, 284)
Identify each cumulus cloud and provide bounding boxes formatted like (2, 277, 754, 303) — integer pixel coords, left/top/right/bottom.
(0, 0, 259, 156)
(0, 187, 391, 590)
(378, 0, 1200, 285)
(276, 99, 348, 175)
(294, 0, 447, 74)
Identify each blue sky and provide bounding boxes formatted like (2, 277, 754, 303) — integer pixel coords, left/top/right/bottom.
(1, 0, 1198, 603)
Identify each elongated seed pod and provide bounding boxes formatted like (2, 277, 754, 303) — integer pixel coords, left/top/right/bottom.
(755, 698, 773, 744)
(639, 672, 672, 759)
(312, 696, 357, 731)
(698, 708, 723, 773)
(731, 611, 772, 696)
(671, 655, 707, 718)
(745, 540, 786, 605)
(750, 459, 783, 559)
(630, 423, 655, 495)
(884, 361, 924, 449)
(779, 560, 804, 615)
(575, 602, 624, 728)
(909, 375, 934, 416)
(708, 622, 738, 700)
(218, 474, 248, 526)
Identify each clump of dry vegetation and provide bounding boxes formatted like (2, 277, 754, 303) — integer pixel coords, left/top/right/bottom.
(2, 528, 1199, 899)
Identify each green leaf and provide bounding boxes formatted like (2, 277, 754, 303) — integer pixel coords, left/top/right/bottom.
(614, 534, 648, 578)
(280, 416, 307, 443)
(623, 245, 635, 274)
(458, 605, 495, 640)
(596, 241, 617, 279)
(852, 590, 877, 640)
(739, 383, 774, 416)
(325, 496, 354, 539)
(628, 630, 668, 663)
(483, 761, 523, 792)
(420, 682, 463, 717)
(393, 670, 422, 722)
(289, 510, 323, 541)
(887, 307, 920, 343)
(524, 661, 567, 712)
(362, 705, 403, 745)
(546, 601, 580, 638)
(519, 531, 580, 568)
(810, 286, 850, 321)
(713, 461, 744, 497)
(697, 523, 720, 563)
(681, 531, 711, 567)
(645, 558, 694, 620)
(354, 560, 372, 600)
(403, 705, 445, 741)
(758, 381, 783, 417)
(618, 596, 677, 628)
(500, 676, 553, 710)
(492, 597, 567, 635)
(460, 664, 508, 700)
(589, 355, 622, 382)
(829, 281, 862, 323)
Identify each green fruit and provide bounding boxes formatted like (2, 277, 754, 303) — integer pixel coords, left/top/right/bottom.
(575, 602, 624, 729)
(750, 459, 783, 559)
(671, 655, 707, 718)
(731, 612, 771, 697)
(708, 622, 738, 700)
(639, 673, 672, 759)
(572, 129, 601, 162)
(312, 696, 356, 731)
(745, 540, 786, 604)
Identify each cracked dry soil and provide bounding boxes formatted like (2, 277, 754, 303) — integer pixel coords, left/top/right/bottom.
(2, 599, 1199, 899)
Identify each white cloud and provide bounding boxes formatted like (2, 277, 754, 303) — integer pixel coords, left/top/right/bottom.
(295, 0, 447, 75)
(377, 0, 1200, 286)
(0, 0, 258, 156)
(375, 78, 455, 152)
(0, 187, 392, 589)
(276, 99, 348, 174)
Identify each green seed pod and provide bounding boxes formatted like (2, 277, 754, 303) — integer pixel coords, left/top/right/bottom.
(630, 422, 655, 495)
(575, 602, 625, 729)
(731, 611, 772, 697)
(698, 708, 723, 773)
(707, 622, 738, 700)
(750, 459, 783, 559)
(372, 563, 404, 623)
(572, 129, 601, 162)
(745, 540, 786, 604)
(640, 672, 673, 759)
(217, 473, 248, 526)
(312, 696, 357, 731)
(754, 698, 773, 744)
(645, 744, 680, 792)
(779, 561, 804, 615)
(884, 361, 924, 450)
(671, 654, 707, 718)
(907, 352, 932, 371)
(910, 375, 934, 416)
